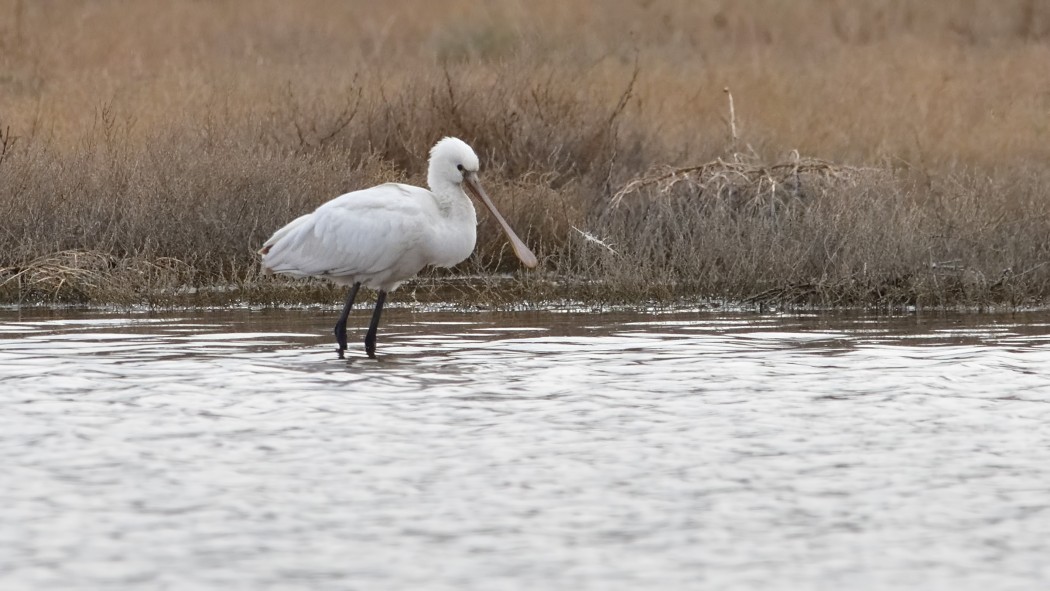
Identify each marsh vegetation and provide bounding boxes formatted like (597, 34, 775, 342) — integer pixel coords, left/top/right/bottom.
(1, 0, 1048, 307)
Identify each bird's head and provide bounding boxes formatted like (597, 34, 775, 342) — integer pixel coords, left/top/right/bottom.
(427, 137, 537, 269)
(429, 136, 480, 186)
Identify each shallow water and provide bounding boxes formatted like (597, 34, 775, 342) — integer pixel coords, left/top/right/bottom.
(2, 307, 1049, 590)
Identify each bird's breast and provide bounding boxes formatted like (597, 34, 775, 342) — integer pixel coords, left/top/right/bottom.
(428, 217, 478, 268)
(419, 189, 480, 268)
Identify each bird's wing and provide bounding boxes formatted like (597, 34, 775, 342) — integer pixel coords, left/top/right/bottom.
(261, 183, 431, 279)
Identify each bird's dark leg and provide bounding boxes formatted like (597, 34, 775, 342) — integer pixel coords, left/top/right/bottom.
(334, 282, 361, 359)
(363, 290, 387, 359)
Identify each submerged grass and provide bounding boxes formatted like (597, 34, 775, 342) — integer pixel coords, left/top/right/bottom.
(1, 0, 1049, 308)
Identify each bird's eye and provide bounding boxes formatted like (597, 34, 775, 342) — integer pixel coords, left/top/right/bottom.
(456, 164, 464, 172)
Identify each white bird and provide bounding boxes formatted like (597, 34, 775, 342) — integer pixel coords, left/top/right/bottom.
(259, 137, 538, 359)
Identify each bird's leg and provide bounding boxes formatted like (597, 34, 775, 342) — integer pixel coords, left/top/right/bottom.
(364, 290, 387, 359)
(334, 282, 361, 359)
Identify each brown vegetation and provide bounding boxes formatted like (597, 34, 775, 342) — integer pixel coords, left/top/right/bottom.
(0, 0, 1048, 308)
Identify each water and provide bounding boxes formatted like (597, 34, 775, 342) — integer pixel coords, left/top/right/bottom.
(2, 307, 1049, 590)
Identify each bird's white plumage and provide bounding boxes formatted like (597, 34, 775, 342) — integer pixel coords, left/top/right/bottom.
(260, 138, 494, 292)
(261, 182, 476, 290)
(260, 137, 537, 358)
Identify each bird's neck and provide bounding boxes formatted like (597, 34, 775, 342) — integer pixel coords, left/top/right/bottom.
(427, 171, 459, 200)
(429, 180, 476, 221)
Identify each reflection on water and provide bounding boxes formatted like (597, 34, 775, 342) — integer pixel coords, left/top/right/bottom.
(2, 308, 1049, 590)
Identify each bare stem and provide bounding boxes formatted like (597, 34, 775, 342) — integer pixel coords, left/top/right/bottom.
(723, 87, 738, 145)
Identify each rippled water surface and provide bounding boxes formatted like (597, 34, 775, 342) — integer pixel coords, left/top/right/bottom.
(2, 307, 1050, 590)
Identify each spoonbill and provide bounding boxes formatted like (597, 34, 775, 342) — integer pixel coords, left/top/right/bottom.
(259, 137, 538, 359)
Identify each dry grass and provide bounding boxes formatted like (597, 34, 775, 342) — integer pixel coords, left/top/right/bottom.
(1, 0, 1049, 308)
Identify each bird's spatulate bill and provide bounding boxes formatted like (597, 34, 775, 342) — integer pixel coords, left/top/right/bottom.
(465, 175, 538, 268)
